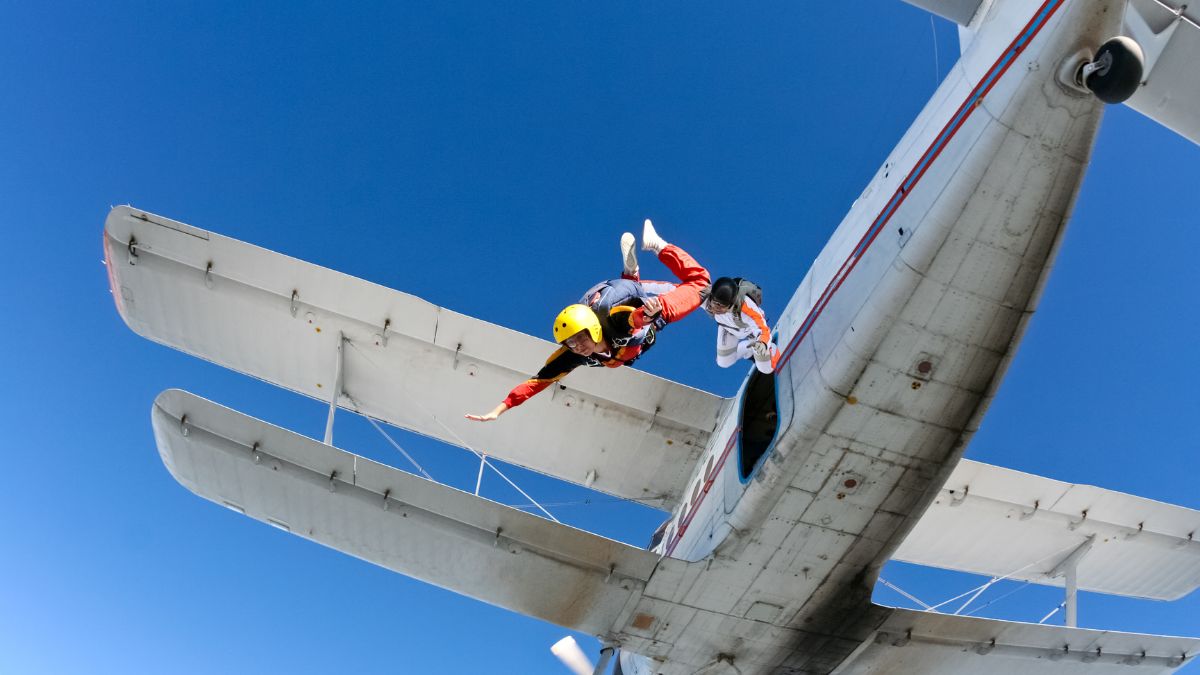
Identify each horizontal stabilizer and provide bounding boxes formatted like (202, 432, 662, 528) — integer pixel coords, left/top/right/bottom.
(151, 388, 666, 635)
(106, 206, 724, 510)
(1124, 0, 1200, 145)
(836, 608, 1198, 674)
(893, 459, 1200, 600)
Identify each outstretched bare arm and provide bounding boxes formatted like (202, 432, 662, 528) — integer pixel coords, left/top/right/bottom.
(465, 402, 509, 422)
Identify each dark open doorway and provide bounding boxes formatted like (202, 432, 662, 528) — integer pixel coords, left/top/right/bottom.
(738, 370, 779, 481)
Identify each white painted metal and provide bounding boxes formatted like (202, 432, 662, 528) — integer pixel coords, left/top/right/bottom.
(1124, 0, 1200, 145)
(151, 388, 677, 635)
(1049, 537, 1095, 628)
(474, 453, 487, 496)
(832, 609, 1199, 674)
(901, 0, 986, 25)
(893, 460, 1200, 600)
(617, 1, 1168, 672)
(105, 206, 723, 510)
(108, 0, 1200, 673)
(322, 332, 343, 445)
(592, 647, 615, 675)
(1066, 562, 1080, 627)
(551, 636, 595, 675)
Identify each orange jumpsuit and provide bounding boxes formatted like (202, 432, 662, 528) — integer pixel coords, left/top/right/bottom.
(502, 244, 709, 409)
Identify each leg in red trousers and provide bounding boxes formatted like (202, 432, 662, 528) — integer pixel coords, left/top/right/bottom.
(654, 244, 710, 323)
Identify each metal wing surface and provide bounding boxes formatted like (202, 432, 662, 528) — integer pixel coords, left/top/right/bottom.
(105, 206, 724, 510)
(1124, 0, 1200, 145)
(892, 459, 1200, 600)
(152, 388, 673, 635)
(899, 0, 985, 25)
(834, 609, 1198, 674)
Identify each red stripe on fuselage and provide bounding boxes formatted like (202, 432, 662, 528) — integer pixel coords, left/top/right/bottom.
(777, 0, 1065, 371)
(664, 0, 1067, 559)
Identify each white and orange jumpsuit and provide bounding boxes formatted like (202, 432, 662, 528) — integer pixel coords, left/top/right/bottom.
(711, 296, 779, 374)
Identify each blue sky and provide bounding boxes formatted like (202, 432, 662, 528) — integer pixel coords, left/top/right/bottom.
(2, 2, 1198, 673)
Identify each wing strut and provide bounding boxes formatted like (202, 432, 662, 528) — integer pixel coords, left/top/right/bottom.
(152, 388, 664, 636)
(311, 329, 562, 520)
(344, 339, 562, 522)
(1047, 535, 1096, 627)
(105, 205, 723, 510)
(346, 395, 434, 480)
(323, 331, 345, 445)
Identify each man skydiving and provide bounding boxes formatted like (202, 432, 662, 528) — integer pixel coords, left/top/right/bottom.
(465, 219, 710, 422)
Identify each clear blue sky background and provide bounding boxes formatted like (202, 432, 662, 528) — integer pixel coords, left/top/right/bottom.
(2, 2, 1197, 673)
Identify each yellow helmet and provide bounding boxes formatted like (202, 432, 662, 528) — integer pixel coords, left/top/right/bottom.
(553, 304, 601, 344)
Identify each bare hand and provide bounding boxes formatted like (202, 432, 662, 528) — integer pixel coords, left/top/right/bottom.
(643, 296, 663, 317)
(465, 403, 508, 422)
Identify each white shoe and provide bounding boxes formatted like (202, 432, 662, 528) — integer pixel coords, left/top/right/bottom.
(642, 218, 668, 254)
(620, 232, 639, 277)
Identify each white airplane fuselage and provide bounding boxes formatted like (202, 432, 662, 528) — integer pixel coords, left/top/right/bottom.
(622, 0, 1122, 672)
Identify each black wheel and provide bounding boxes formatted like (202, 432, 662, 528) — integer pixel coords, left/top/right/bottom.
(1081, 36, 1144, 104)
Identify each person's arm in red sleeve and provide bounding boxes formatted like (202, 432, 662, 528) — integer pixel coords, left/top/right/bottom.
(628, 297, 663, 330)
(466, 347, 583, 422)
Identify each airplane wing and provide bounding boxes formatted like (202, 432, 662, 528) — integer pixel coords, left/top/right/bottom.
(903, 0, 1200, 146)
(892, 459, 1200, 600)
(1124, 0, 1200, 145)
(899, 0, 985, 26)
(155, 389, 1199, 673)
(152, 388, 687, 635)
(106, 206, 724, 511)
(833, 608, 1198, 674)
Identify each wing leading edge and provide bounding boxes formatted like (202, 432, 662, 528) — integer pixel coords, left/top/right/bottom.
(1124, 0, 1200, 146)
(106, 206, 724, 510)
(899, 0, 985, 26)
(152, 388, 677, 635)
(893, 459, 1200, 600)
(833, 608, 1197, 674)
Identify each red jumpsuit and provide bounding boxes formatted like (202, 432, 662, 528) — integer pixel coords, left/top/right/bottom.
(502, 244, 709, 409)
(621, 244, 711, 324)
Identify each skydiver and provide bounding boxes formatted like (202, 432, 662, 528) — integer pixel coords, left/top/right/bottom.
(702, 276, 779, 374)
(622, 232, 778, 375)
(465, 219, 710, 422)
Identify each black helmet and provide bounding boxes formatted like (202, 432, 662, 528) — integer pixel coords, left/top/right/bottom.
(710, 277, 738, 305)
(704, 277, 738, 314)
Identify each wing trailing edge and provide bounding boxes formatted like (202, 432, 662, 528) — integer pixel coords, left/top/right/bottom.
(106, 206, 724, 510)
(893, 459, 1200, 600)
(899, 0, 986, 26)
(834, 608, 1198, 674)
(152, 388, 673, 636)
(1123, 0, 1200, 145)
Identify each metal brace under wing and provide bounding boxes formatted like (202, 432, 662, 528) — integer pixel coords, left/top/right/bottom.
(892, 459, 1200, 600)
(108, 206, 725, 511)
(151, 388, 695, 636)
(833, 607, 1197, 674)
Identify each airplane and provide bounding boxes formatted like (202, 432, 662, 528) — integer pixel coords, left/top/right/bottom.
(101, 0, 1200, 673)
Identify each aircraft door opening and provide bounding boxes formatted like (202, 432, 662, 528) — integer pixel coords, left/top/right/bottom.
(738, 370, 779, 482)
